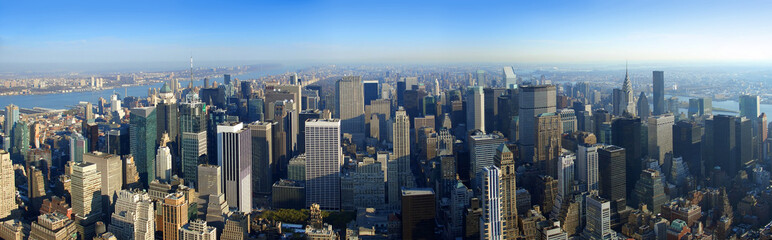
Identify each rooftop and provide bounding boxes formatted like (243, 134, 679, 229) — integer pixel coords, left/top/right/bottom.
(401, 188, 434, 196)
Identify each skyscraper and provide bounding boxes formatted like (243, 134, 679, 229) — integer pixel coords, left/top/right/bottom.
(162, 193, 188, 240)
(401, 188, 436, 240)
(535, 112, 562, 178)
(519, 85, 557, 162)
(249, 121, 274, 198)
(637, 92, 650, 120)
(305, 119, 342, 210)
(216, 122, 252, 212)
(652, 71, 665, 115)
(493, 144, 518, 239)
(466, 86, 485, 133)
(110, 190, 155, 240)
(632, 169, 667, 214)
(72, 162, 102, 239)
(598, 145, 626, 210)
(584, 195, 611, 240)
(673, 120, 703, 179)
(0, 151, 15, 220)
(363, 80, 379, 106)
(197, 164, 228, 228)
(156, 135, 173, 182)
(503, 66, 517, 89)
(180, 100, 207, 187)
(156, 82, 179, 161)
(83, 152, 122, 217)
(740, 95, 760, 121)
(70, 133, 88, 164)
(4, 104, 18, 137)
(648, 114, 674, 165)
(612, 117, 643, 197)
(334, 76, 365, 145)
(479, 166, 503, 240)
(468, 131, 506, 180)
(130, 107, 157, 188)
(393, 108, 413, 195)
(577, 144, 599, 192)
(622, 66, 636, 116)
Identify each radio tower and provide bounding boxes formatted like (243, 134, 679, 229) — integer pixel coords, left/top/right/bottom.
(189, 55, 194, 89)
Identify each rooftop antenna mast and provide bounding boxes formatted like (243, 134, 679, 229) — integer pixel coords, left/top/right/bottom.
(190, 54, 194, 88)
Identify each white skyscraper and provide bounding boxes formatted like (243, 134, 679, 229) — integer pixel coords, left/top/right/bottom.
(585, 195, 611, 240)
(0, 151, 15, 220)
(622, 66, 636, 116)
(577, 144, 599, 193)
(557, 153, 575, 199)
(393, 108, 413, 204)
(155, 134, 173, 182)
(305, 119, 342, 210)
(72, 162, 102, 220)
(468, 132, 506, 180)
(110, 190, 155, 240)
(466, 86, 485, 133)
(479, 166, 503, 240)
(216, 122, 252, 212)
(503, 66, 517, 89)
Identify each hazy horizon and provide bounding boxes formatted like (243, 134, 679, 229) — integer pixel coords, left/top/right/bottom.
(2, 0, 772, 73)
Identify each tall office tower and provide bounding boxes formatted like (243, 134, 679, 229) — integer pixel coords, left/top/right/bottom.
(534, 113, 562, 178)
(30, 213, 77, 240)
(305, 119, 342, 210)
(180, 100, 207, 186)
(216, 122, 252, 212)
(736, 117, 754, 168)
(450, 180, 472, 238)
(611, 117, 643, 197)
(298, 109, 322, 153)
(648, 114, 674, 165)
(130, 107, 157, 188)
(468, 131, 506, 180)
(652, 71, 665, 115)
(637, 92, 650, 120)
(740, 95, 760, 121)
(479, 166, 503, 240)
(197, 164, 228, 228)
(598, 145, 626, 211)
(632, 169, 666, 214)
(156, 82, 179, 159)
(84, 102, 94, 122)
(72, 162, 102, 239)
(519, 85, 557, 162)
(269, 83, 303, 112)
(162, 193, 188, 240)
(0, 151, 14, 219)
(393, 108, 413, 191)
(483, 88, 506, 134)
(493, 144, 518, 239)
(4, 104, 18, 137)
(107, 125, 130, 156)
(401, 188, 436, 240)
(673, 121, 703, 179)
(249, 121, 273, 199)
(334, 76, 365, 145)
(156, 134, 173, 182)
(584, 195, 611, 240)
(577, 144, 599, 192)
(503, 66, 517, 89)
(83, 152, 122, 216)
(466, 86, 485, 133)
(70, 133, 88, 163)
(759, 113, 768, 163)
(9, 121, 28, 163)
(110, 190, 155, 240)
(180, 219, 217, 240)
(241, 81, 253, 99)
(363, 80, 379, 106)
(558, 109, 577, 134)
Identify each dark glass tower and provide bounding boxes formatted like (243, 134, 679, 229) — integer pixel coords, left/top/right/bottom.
(599, 145, 626, 210)
(130, 107, 157, 188)
(611, 117, 642, 199)
(652, 71, 665, 115)
(673, 120, 703, 179)
(363, 80, 379, 106)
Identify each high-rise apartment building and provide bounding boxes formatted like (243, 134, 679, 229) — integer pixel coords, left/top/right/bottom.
(305, 119, 342, 210)
(216, 122, 252, 212)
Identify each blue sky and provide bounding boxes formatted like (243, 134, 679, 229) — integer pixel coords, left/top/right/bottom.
(1, 0, 771, 68)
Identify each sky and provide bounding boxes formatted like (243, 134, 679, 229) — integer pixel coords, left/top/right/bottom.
(1, 0, 771, 70)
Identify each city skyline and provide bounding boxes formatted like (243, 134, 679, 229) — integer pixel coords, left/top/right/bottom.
(2, 0, 772, 71)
